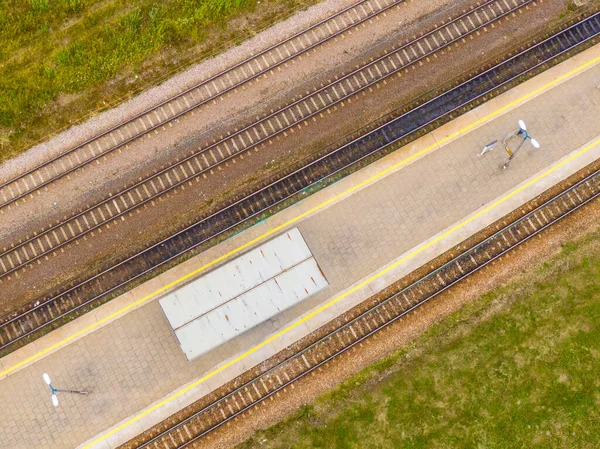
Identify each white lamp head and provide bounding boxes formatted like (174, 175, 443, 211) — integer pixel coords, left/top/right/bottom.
(518, 120, 527, 131)
(51, 394, 59, 407)
(43, 373, 52, 386)
(530, 138, 540, 149)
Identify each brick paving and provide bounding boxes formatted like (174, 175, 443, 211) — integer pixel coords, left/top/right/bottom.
(1, 58, 600, 449)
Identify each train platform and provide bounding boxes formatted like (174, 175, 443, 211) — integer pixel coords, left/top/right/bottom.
(1, 43, 600, 449)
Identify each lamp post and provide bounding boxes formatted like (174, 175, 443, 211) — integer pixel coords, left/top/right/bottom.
(502, 120, 540, 170)
(479, 139, 498, 157)
(43, 373, 88, 407)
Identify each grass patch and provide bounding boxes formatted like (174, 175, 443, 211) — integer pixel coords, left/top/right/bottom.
(237, 226, 600, 448)
(0, 0, 320, 161)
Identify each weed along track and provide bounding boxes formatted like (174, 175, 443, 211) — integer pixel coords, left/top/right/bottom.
(0, 11, 598, 355)
(0, 0, 404, 210)
(0, 0, 533, 280)
(121, 138, 600, 449)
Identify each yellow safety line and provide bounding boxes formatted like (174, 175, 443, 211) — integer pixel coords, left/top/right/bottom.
(2, 51, 600, 448)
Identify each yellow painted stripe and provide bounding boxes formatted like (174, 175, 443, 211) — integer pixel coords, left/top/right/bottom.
(2, 52, 600, 448)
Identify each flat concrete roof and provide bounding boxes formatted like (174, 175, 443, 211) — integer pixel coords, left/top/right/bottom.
(159, 228, 328, 360)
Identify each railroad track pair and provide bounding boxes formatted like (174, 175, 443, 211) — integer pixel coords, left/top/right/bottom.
(1, 10, 598, 355)
(0, 0, 533, 280)
(124, 141, 600, 449)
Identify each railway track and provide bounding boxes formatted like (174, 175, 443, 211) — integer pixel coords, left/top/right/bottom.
(1, 10, 598, 354)
(124, 139, 600, 449)
(0, 0, 404, 210)
(0, 0, 533, 280)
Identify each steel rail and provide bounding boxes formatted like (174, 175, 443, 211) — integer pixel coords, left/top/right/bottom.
(0, 0, 527, 279)
(1, 11, 597, 351)
(0, 0, 404, 208)
(135, 147, 600, 449)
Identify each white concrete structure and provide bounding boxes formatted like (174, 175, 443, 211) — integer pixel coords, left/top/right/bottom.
(159, 228, 328, 360)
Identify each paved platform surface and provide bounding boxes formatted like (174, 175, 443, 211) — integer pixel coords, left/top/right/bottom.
(1, 45, 600, 449)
